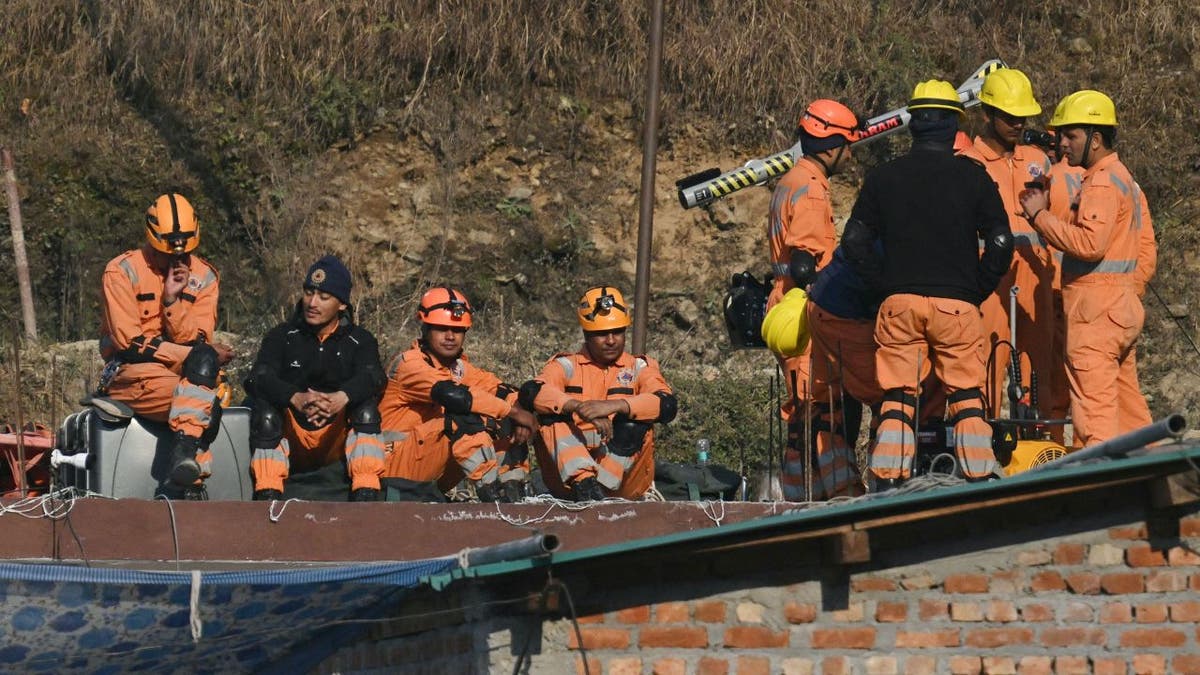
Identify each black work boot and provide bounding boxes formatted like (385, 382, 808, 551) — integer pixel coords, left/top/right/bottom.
(351, 487, 381, 502)
(475, 482, 499, 503)
(183, 484, 209, 501)
(500, 480, 526, 504)
(571, 477, 606, 502)
(168, 432, 202, 487)
(254, 488, 284, 501)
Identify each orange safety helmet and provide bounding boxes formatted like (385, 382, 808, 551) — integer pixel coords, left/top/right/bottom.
(798, 99, 860, 143)
(417, 287, 473, 329)
(145, 193, 199, 254)
(577, 286, 631, 331)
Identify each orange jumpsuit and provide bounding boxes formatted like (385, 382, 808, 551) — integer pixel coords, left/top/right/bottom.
(1028, 152, 1151, 446)
(1046, 159, 1085, 433)
(380, 341, 526, 491)
(99, 246, 221, 477)
(961, 139, 1054, 418)
(531, 350, 673, 499)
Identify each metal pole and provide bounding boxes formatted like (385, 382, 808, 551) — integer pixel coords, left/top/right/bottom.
(3, 149, 37, 341)
(631, 0, 664, 354)
(1028, 414, 1187, 472)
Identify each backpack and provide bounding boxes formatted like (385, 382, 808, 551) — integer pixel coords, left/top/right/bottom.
(723, 271, 770, 349)
(654, 460, 744, 501)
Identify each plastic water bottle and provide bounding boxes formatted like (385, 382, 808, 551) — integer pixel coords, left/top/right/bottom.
(696, 438, 710, 465)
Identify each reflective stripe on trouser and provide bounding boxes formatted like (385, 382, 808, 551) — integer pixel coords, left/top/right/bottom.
(252, 411, 349, 491)
(1064, 285, 1146, 446)
(533, 421, 655, 499)
(978, 255, 1055, 418)
(346, 430, 386, 490)
(947, 389, 998, 479)
(497, 440, 529, 482)
(251, 439, 291, 493)
(453, 431, 500, 484)
(167, 378, 218, 438)
(781, 406, 862, 501)
(869, 391, 917, 480)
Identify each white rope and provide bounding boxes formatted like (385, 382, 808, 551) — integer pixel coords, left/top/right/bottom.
(0, 487, 113, 520)
(267, 497, 305, 522)
(697, 499, 726, 527)
(189, 569, 204, 642)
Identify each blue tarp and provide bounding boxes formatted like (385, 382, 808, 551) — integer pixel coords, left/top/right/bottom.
(0, 557, 458, 674)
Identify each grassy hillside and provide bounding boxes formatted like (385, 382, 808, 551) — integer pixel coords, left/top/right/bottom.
(2, 1, 1198, 467)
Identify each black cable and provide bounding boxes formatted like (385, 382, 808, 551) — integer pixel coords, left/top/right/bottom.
(552, 577, 591, 675)
(512, 582, 552, 675)
(62, 498, 91, 568)
(1149, 282, 1200, 361)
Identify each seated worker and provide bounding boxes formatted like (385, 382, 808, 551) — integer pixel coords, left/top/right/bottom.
(523, 286, 677, 501)
(379, 287, 538, 502)
(244, 255, 387, 501)
(98, 193, 235, 497)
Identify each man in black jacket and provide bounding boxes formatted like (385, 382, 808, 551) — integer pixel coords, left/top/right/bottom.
(843, 79, 1013, 488)
(244, 255, 387, 501)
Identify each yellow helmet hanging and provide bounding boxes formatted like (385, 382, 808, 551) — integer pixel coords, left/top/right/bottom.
(761, 288, 810, 357)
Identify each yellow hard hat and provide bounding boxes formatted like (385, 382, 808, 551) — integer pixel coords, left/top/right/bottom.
(145, 193, 199, 254)
(577, 286, 631, 331)
(1048, 90, 1118, 128)
(761, 288, 810, 357)
(908, 80, 965, 118)
(979, 68, 1041, 117)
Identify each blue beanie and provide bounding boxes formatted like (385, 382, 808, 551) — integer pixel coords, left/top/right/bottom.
(303, 255, 352, 303)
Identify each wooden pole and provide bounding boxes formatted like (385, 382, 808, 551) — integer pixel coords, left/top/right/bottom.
(3, 148, 37, 341)
(631, 0, 665, 354)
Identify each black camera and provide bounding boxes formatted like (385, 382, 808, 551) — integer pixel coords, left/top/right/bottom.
(1022, 129, 1055, 150)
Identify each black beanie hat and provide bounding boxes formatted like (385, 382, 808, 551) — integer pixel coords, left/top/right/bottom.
(303, 255, 352, 303)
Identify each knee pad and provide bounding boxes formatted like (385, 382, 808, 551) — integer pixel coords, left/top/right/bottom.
(200, 404, 223, 447)
(431, 380, 473, 415)
(609, 416, 651, 457)
(250, 400, 284, 449)
(350, 400, 382, 434)
(182, 343, 220, 389)
(654, 391, 678, 424)
(517, 380, 543, 411)
(444, 413, 491, 443)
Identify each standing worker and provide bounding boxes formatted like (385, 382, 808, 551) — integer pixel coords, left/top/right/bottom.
(1020, 91, 1153, 445)
(378, 287, 538, 502)
(244, 255, 387, 501)
(524, 287, 677, 501)
(844, 80, 1013, 486)
(958, 68, 1054, 419)
(98, 193, 235, 497)
(766, 100, 859, 500)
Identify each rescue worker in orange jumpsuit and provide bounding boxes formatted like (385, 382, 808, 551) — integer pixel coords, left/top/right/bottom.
(245, 256, 387, 501)
(843, 80, 1013, 487)
(958, 68, 1054, 420)
(1020, 91, 1154, 446)
(524, 287, 677, 501)
(766, 100, 859, 501)
(99, 193, 235, 496)
(379, 287, 538, 502)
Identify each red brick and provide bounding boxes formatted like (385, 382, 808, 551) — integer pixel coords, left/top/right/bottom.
(695, 601, 727, 623)
(1137, 603, 1169, 623)
(951, 602, 984, 622)
(986, 601, 1019, 622)
(1062, 602, 1094, 622)
(823, 657, 850, 675)
(876, 602, 908, 623)
(981, 657, 1016, 675)
(1128, 544, 1169, 567)
(1016, 656, 1052, 675)
(1131, 654, 1166, 675)
(1120, 627, 1187, 648)
(616, 605, 650, 624)
(1101, 572, 1145, 594)
(576, 656, 600, 675)
(1099, 602, 1132, 624)
(608, 658, 643, 675)
(948, 656, 981, 675)
(895, 630, 960, 648)
(1039, 627, 1106, 647)
(698, 657, 730, 675)
(1171, 601, 1200, 622)
(901, 574, 935, 590)
(904, 656, 937, 675)
(831, 602, 864, 622)
(1147, 570, 1189, 592)
(569, 627, 630, 650)
(1065, 572, 1100, 595)
(655, 602, 689, 623)
(809, 627, 874, 649)
(1169, 546, 1200, 566)
(1181, 517, 1200, 537)
(853, 576, 897, 592)
(1090, 657, 1126, 675)
(1053, 656, 1089, 675)
(918, 599, 949, 621)
(783, 602, 816, 624)
(965, 628, 1034, 648)
(865, 656, 899, 675)
(1109, 524, 1149, 539)
(991, 571, 1023, 594)
(724, 625, 789, 649)
(1021, 603, 1054, 622)
(736, 656, 770, 675)
(1051, 544, 1084, 566)
(1017, 550, 1052, 566)
(945, 574, 990, 593)
(1030, 571, 1065, 592)
(639, 626, 708, 649)
(1171, 655, 1200, 674)
(577, 612, 605, 624)
(652, 658, 686, 675)
(1192, 574, 1200, 591)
